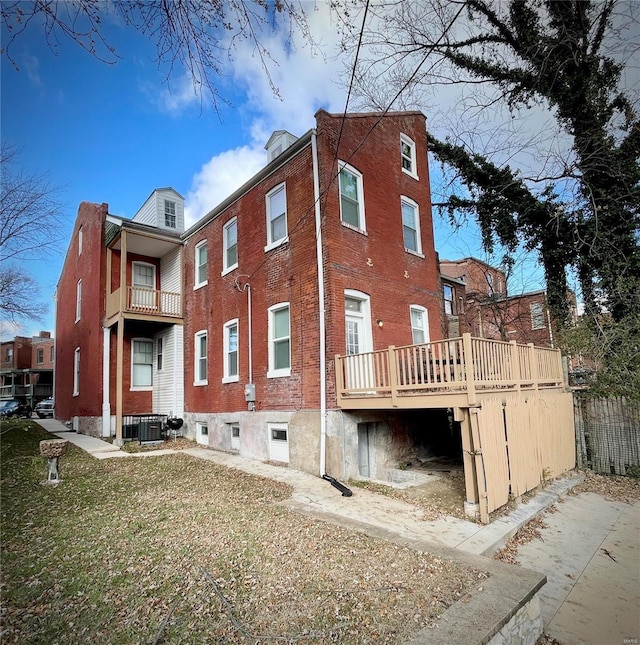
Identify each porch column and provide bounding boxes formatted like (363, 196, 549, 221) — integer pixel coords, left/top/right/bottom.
(457, 407, 479, 519)
(114, 319, 124, 446)
(101, 327, 111, 437)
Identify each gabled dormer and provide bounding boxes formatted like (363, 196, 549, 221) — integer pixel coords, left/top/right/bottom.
(265, 130, 298, 163)
(132, 188, 185, 233)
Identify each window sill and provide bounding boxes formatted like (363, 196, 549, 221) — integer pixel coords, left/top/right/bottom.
(402, 168, 419, 181)
(130, 386, 153, 392)
(193, 281, 208, 291)
(221, 264, 238, 277)
(341, 222, 367, 235)
(405, 248, 424, 259)
(264, 237, 289, 253)
(193, 380, 208, 386)
(267, 369, 291, 379)
(222, 375, 239, 384)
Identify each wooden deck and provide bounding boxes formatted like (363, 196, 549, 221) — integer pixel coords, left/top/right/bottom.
(335, 334, 565, 409)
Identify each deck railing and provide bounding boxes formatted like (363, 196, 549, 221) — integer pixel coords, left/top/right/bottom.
(106, 287, 182, 319)
(336, 334, 564, 407)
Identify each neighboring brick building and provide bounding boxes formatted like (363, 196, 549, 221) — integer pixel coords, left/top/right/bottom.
(0, 332, 54, 408)
(439, 257, 576, 347)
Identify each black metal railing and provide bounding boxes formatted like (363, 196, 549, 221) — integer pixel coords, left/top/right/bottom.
(122, 414, 168, 443)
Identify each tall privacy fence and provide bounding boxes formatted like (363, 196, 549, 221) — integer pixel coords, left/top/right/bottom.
(574, 395, 640, 476)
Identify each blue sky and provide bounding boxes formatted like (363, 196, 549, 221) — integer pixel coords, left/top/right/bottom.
(1, 5, 545, 340)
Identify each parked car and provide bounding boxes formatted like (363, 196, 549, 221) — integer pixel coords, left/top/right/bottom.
(0, 400, 32, 419)
(34, 398, 55, 419)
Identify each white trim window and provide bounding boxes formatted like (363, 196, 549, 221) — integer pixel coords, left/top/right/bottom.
(223, 217, 238, 274)
(223, 319, 239, 383)
(401, 196, 422, 255)
(131, 338, 153, 390)
(164, 200, 176, 228)
(36, 348, 44, 364)
(194, 330, 208, 385)
(400, 133, 418, 179)
(410, 305, 430, 344)
(132, 262, 157, 309)
(265, 183, 288, 250)
(78, 226, 83, 255)
(268, 303, 290, 377)
(156, 336, 164, 371)
(530, 302, 545, 330)
(73, 347, 80, 396)
(443, 285, 455, 315)
(194, 240, 207, 288)
(75, 279, 82, 322)
(338, 161, 366, 232)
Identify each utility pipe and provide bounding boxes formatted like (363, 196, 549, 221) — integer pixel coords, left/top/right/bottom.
(311, 131, 327, 477)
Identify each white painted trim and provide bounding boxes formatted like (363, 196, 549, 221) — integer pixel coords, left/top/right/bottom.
(267, 302, 291, 378)
(102, 327, 111, 437)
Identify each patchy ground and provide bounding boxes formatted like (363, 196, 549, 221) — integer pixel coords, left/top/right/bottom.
(1, 421, 487, 644)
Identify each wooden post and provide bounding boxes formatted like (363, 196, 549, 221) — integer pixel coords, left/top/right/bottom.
(335, 355, 344, 407)
(469, 407, 489, 524)
(462, 334, 477, 406)
(510, 340, 521, 391)
(115, 318, 124, 445)
(529, 343, 539, 390)
(388, 346, 398, 408)
(457, 408, 479, 514)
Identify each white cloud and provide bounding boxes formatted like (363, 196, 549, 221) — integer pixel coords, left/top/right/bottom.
(0, 320, 25, 341)
(184, 145, 266, 228)
(155, 70, 203, 115)
(184, 4, 352, 228)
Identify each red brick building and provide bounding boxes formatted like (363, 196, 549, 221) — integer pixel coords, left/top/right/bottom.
(55, 110, 445, 477)
(0, 332, 54, 408)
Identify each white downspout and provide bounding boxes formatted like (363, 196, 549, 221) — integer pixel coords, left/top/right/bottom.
(247, 283, 253, 385)
(102, 326, 111, 437)
(312, 131, 327, 477)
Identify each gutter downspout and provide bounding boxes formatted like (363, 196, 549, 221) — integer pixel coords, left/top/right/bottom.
(312, 131, 327, 477)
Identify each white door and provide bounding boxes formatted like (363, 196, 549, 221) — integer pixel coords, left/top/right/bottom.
(196, 422, 209, 446)
(230, 424, 240, 451)
(268, 423, 289, 463)
(345, 292, 374, 389)
(132, 262, 157, 309)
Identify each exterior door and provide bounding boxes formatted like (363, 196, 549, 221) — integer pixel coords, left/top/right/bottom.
(345, 292, 374, 389)
(132, 262, 157, 309)
(268, 423, 289, 463)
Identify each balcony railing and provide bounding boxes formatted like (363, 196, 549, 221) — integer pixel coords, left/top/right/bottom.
(106, 287, 182, 319)
(335, 334, 565, 408)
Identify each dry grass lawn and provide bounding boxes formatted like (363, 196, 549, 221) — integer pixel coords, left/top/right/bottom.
(1, 421, 486, 644)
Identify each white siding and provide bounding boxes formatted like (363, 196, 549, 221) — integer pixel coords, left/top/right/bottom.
(132, 189, 184, 233)
(153, 325, 184, 417)
(160, 246, 182, 294)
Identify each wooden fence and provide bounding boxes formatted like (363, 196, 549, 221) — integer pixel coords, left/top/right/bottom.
(574, 396, 640, 475)
(472, 391, 576, 521)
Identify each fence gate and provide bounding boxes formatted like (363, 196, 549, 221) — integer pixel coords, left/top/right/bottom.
(472, 392, 576, 522)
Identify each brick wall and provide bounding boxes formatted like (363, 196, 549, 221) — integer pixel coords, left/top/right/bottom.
(55, 202, 108, 420)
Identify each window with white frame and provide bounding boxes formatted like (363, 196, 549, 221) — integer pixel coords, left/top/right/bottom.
(73, 348, 80, 396)
(78, 226, 83, 255)
(338, 162, 365, 231)
(410, 305, 430, 344)
(75, 279, 82, 322)
(400, 134, 418, 179)
(36, 348, 44, 364)
(401, 197, 422, 254)
(6, 347, 13, 362)
(344, 290, 372, 355)
(443, 285, 455, 315)
(268, 303, 290, 377)
(266, 183, 287, 249)
(195, 241, 207, 288)
(131, 339, 153, 389)
(223, 319, 239, 382)
(165, 200, 176, 228)
(50, 346, 54, 362)
(156, 336, 163, 371)
(223, 218, 238, 273)
(194, 330, 207, 385)
(530, 302, 545, 330)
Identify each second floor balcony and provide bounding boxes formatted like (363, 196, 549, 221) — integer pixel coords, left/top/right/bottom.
(335, 334, 565, 410)
(106, 286, 182, 321)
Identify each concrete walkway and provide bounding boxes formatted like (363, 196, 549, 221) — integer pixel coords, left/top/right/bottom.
(35, 419, 640, 644)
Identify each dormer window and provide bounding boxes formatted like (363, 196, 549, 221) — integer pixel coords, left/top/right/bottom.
(164, 200, 176, 228)
(265, 131, 298, 163)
